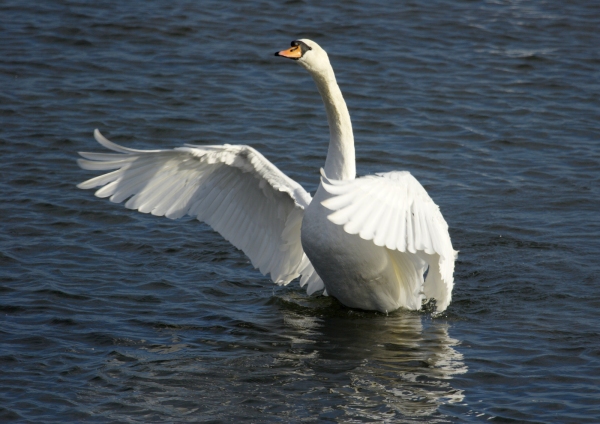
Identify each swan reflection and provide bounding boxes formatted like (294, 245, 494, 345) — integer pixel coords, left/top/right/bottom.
(277, 292, 467, 419)
(89, 291, 466, 422)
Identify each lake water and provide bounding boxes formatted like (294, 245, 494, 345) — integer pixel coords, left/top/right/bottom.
(1, 1, 599, 422)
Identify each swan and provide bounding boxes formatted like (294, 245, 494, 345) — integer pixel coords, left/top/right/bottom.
(77, 39, 457, 313)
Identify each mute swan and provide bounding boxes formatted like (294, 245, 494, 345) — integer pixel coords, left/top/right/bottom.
(77, 39, 457, 313)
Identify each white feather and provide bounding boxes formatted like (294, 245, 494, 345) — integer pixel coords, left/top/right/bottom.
(321, 171, 456, 310)
(77, 130, 323, 289)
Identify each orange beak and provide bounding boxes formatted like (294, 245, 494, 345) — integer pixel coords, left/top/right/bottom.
(275, 45, 302, 59)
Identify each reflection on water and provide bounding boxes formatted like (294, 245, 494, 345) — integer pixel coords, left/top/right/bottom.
(77, 289, 466, 422)
(275, 291, 467, 420)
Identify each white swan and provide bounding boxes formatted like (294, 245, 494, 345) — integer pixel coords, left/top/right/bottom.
(77, 39, 457, 313)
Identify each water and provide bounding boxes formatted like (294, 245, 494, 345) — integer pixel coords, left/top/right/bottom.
(1, 0, 599, 422)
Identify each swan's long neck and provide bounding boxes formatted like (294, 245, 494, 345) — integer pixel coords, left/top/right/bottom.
(310, 68, 356, 181)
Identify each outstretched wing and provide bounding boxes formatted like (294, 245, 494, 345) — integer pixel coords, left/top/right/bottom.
(320, 170, 457, 311)
(77, 129, 324, 294)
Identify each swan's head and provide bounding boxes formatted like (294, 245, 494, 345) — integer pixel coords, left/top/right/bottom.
(275, 39, 332, 77)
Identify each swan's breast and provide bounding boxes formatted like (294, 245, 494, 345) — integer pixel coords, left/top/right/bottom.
(300, 184, 402, 312)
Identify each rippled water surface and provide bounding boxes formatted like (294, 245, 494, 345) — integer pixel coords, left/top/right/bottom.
(2, 1, 600, 422)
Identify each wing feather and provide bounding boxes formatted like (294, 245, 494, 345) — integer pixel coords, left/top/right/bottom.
(359, 182, 391, 241)
(411, 200, 423, 252)
(77, 169, 123, 189)
(77, 158, 136, 171)
(106, 159, 173, 201)
(79, 151, 130, 161)
(321, 170, 457, 312)
(373, 193, 393, 247)
(78, 130, 324, 291)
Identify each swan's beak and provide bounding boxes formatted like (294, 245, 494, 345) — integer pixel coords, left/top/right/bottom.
(275, 45, 302, 60)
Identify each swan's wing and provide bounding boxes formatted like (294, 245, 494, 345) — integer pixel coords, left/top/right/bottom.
(320, 170, 457, 311)
(78, 129, 324, 294)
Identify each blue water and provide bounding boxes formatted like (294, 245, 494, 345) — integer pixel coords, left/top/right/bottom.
(1, 1, 599, 422)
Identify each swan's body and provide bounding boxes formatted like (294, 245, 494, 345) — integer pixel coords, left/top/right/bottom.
(77, 39, 457, 313)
